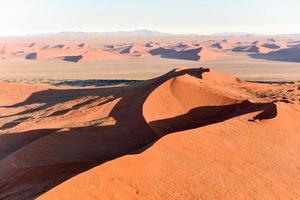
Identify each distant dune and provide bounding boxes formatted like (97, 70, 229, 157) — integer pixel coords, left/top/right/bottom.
(250, 47, 300, 62)
(145, 42, 154, 47)
(28, 42, 36, 48)
(261, 43, 281, 49)
(60, 55, 83, 62)
(232, 45, 260, 53)
(0, 36, 300, 64)
(51, 44, 65, 49)
(211, 42, 223, 49)
(77, 43, 85, 48)
(25, 52, 37, 60)
(150, 47, 202, 61)
(120, 46, 132, 54)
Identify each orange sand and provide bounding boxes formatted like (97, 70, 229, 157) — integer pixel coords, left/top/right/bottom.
(0, 68, 299, 199)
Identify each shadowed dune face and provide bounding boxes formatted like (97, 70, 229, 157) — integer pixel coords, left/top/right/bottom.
(145, 42, 153, 47)
(77, 43, 85, 48)
(261, 43, 280, 49)
(25, 52, 37, 60)
(60, 55, 83, 62)
(28, 42, 36, 48)
(232, 45, 260, 53)
(250, 47, 300, 62)
(143, 72, 276, 135)
(148, 100, 277, 135)
(212, 42, 222, 49)
(149, 47, 202, 61)
(51, 44, 65, 49)
(120, 46, 132, 54)
(174, 43, 190, 49)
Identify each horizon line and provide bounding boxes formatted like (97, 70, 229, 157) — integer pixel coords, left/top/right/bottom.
(1, 29, 300, 37)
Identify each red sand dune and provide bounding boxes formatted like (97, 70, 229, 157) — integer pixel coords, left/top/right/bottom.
(261, 43, 281, 49)
(149, 47, 202, 61)
(0, 82, 52, 106)
(117, 44, 151, 57)
(198, 46, 232, 61)
(149, 47, 228, 61)
(0, 68, 299, 199)
(79, 49, 126, 62)
(211, 42, 233, 50)
(22, 46, 126, 62)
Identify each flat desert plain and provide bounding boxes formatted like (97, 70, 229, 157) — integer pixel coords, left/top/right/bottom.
(0, 35, 300, 199)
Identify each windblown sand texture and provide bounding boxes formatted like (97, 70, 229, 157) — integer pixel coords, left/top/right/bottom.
(0, 68, 299, 199)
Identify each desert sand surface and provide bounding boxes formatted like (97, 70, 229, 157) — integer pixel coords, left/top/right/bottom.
(1, 34, 300, 82)
(1, 34, 300, 199)
(0, 67, 300, 199)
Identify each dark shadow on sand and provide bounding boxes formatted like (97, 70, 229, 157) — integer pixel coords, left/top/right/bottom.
(249, 47, 300, 63)
(149, 47, 202, 61)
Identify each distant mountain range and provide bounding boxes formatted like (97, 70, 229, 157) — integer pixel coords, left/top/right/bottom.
(55, 30, 256, 37)
(54, 29, 173, 37)
(211, 32, 254, 36)
(5, 29, 300, 37)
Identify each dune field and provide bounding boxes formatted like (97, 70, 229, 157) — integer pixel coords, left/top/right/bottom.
(1, 35, 300, 82)
(0, 34, 300, 199)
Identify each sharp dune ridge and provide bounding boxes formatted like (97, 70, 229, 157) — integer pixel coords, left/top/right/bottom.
(0, 68, 299, 199)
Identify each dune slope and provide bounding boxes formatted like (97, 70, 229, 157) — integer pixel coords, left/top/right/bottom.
(0, 68, 299, 199)
(250, 47, 300, 62)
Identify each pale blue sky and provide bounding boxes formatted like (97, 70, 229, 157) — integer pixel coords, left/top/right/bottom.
(1, 0, 300, 36)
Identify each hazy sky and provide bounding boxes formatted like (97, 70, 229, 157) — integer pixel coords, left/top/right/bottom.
(1, 0, 300, 36)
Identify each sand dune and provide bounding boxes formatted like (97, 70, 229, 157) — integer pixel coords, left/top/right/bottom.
(22, 46, 125, 62)
(145, 42, 154, 47)
(232, 45, 260, 53)
(28, 42, 36, 48)
(77, 43, 85, 48)
(80, 49, 126, 62)
(261, 43, 281, 49)
(150, 47, 202, 61)
(149, 45, 230, 62)
(0, 82, 53, 106)
(198, 47, 231, 61)
(0, 68, 299, 199)
(25, 52, 37, 60)
(120, 46, 132, 54)
(250, 47, 300, 62)
(60, 55, 83, 62)
(211, 42, 223, 49)
(51, 44, 65, 49)
(211, 42, 232, 50)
